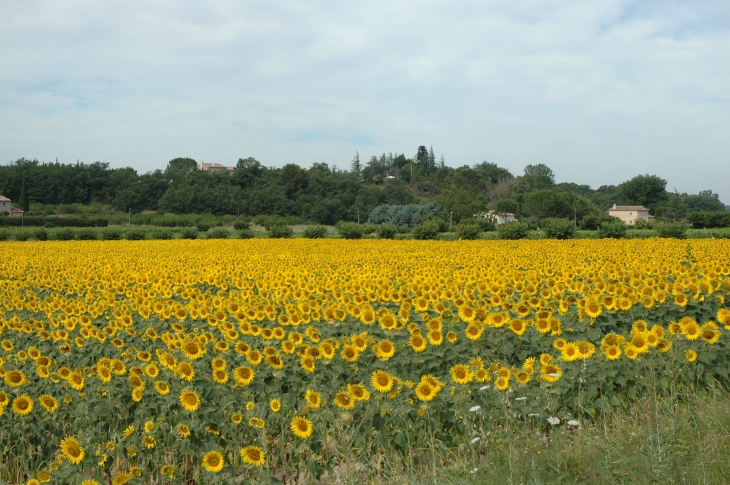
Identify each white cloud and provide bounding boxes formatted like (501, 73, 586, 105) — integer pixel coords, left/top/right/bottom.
(1, 0, 728, 200)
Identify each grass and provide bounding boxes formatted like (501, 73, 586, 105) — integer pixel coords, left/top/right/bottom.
(319, 387, 730, 485)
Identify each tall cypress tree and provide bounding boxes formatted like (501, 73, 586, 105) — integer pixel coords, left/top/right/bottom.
(350, 151, 361, 174)
(20, 176, 29, 212)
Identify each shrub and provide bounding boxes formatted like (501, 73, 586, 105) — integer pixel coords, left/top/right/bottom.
(180, 228, 198, 240)
(75, 228, 97, 240)
(376, 224, 398, 239)
(498, 221, 529, 240)
(579, 214, 619, 230)
(458, 217, 496, 232)
(597, 221, 627, 239)
(43, 222, 54, 229)
(196, 223, 210, 232)
(0, 230, 8, 241)
(411, 221, 440, 240)
(208, 228, 230, 239)
(52, 228, 75, 241)
(542, 218, 576, 240)
(237, 229, 256, 239)
(303, 225, 328, 239)
(255, 215, 298, 230)
(100, 227, 123, 241)
(361, 223, 376, 235)
(14, 230, 32, 241)
(655, 222, 687, 239)
(633, 218, 653, 229)
(233, 220, 250, 231)
(268, 225, 293, 239)
(495, 199, 519, 215)
(150, 228, 173, 240)
(686, 212, 730, 229)
(456, 223, 482, 240)
(33, 228, 48, 241)
(336, 222, 365, 239)
(125, 228, 147, 240)
(367, 204, 439, 229)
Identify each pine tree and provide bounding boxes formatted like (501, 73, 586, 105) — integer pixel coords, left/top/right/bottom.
(20, 176, 29, 212)
(428, 146, 436, 174)
(439, 154, 445, 169)
(350, 151, 361, 173)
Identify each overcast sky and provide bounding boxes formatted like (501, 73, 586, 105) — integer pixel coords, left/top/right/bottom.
(1, 1, 728, 200)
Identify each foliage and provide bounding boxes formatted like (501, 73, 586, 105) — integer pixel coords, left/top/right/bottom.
(376, 224, 398, 239)
(303, 225, 328, 239)
(0, 216, 109, 228)
(456, 223, 482, 240)
(597, 221, 628, 239)
(618, 174, 668, 212)
(236, 229, 256, 239)
(150, 228, 173, 240)
(655, 222, 687, 239)
(522, 163, 555, 191)
(458, 217, 495, 232)
(100, 227, 124, 241)
(498, 221, 530, 240)
(125, 228, 148, 240)
(268, 225, 293, 239)
(411, 221, 441, 239)
(75, 228, 97, 241)
(686, 212, 730, 229)
(51, 227, 75, 241)
(33, 228, 48, 241)
(495, 199, 518, 215)
(233, 219, 250, 231)
(336, 222, 365, 239)
(13, 229, 32, 241)
(207, 228, 230, 239)
(180, 228, 198, 240)
(367, 204, 439, 229)
(0, 239, 729, 483)
(541, 218, 577, 239)
(633, 218, 653, 229)
(196, 222, 210, 232)
(580, 214, 619, 230)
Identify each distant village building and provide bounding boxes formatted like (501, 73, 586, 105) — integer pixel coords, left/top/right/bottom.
(475, 210, 516, 226)
(0, 195, 24, 217)
(197, 162, 234, 174)
(608, 204, 654, 225)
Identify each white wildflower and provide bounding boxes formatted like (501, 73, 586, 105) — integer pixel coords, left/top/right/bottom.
(479, 386, 490, 391)
(470, 437, 480, 444)
(567, 420, 580, 427)
(469, 405, 481, 412)
(547, 416, 560, 426)
(515, 397, 527, 401)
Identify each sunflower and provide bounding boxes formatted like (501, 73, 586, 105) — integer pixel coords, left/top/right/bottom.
(576, 341, 595, 359)
(348, 384, 370, 401)
(80, 480, 100, 485)
(39, 394, 59, 413)
(300, 357, 316, 373)
(202, 450, 225, 473)
(246, 350, 263, 365)
(177, 423, 191, 438)
(12, 395, 33, 415)
(680, 318, 700, 340)
(59, 436, 85, 464)
(160, 464, 174, 478)
(182, 341, 204, 360)
(5, 370, 28, 387)
(131, 388, 143, 402)
(305, 389, 322, 408)
(123, 425, 135, 437)
(97, 366, 112, 383)
(270, 399, 281, 412)
(143, 436, 156, 449)
(37, 471, 51, 483)
(508, 319, 527, 336)
(624, 346, 639, 359)
(176, 362, 195, 381)
(494, 376, 510, 391)
(450, 365, 472, 385)
(700, 322, 721, 344)
(561, 343, 579, 361)
(515, 370, 531, 384)
(334, 392, 355, 410)
(211, 357, 226, 370)
(179, 390, 200, 412)
(446, 332, 458, 343)
(415, 381, 437, 401)
(375, 340, 396, 360)
(231, 413, 243, 424)
(371, 370, 394, 393)
(657, 339, 673, 353)
(212, 369, 229, 384)
(154, 381, 170, 395)
(291, 415, 313, 439)
(717, 308, 730, 330)
(685, 349, 698, 362)
(341, 345, 359, 362)
(241, 445, 266, 467)
(540, 364, 562, 383)
(464, 324, 483, 341)
(233, 366, 255, 386)
(603, 345, 621, 360)
(674, 294, 688, 307)
(427, 330, 443, 345)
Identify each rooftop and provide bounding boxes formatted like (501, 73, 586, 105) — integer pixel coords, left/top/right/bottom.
(0, 195, 10, 202)
(609, 204, 649, 211)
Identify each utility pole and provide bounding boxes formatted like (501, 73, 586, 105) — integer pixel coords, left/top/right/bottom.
(357, 212, 360, 224)
(450, 212, 453, 231)
(128, 207, 131, 226)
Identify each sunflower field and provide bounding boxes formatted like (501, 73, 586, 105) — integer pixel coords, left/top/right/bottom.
(0, 239, 729, 484)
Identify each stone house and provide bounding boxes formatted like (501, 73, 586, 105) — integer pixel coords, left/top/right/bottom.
(0, 195, 24, 217)
(197, 162, 234, 174)
(608, 204, 653, 225)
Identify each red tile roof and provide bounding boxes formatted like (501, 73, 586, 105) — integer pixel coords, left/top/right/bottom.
(0, 195, 10, 202)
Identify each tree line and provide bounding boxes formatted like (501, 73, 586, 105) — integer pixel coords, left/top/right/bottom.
(0, 148, 725, 226)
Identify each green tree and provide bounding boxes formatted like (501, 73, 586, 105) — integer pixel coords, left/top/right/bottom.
(665, 191, 686, 222)
(351, 151, 361, 174)
(495, 199, 518, 214)
(617, 174, 668, 211)
(523, 164, 555, 191)
(683, 190, 725, 213)
(20, 176, 29, 212)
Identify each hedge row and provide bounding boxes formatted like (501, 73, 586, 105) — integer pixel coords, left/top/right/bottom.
(0, 216, 109, 227)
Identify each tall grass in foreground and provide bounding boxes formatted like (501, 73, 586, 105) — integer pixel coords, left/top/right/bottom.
(325, 387, 730, 485)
